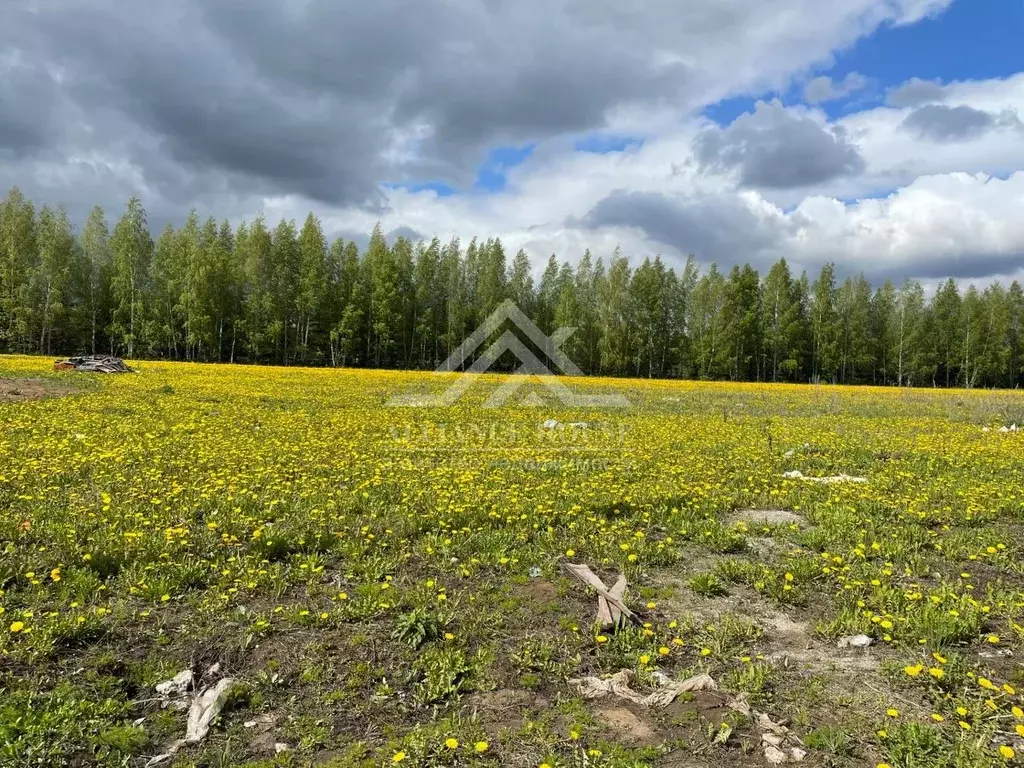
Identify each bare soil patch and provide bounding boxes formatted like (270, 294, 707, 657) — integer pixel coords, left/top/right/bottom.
(0, 377, 77, 402)
(728, 509, 808, 528)
(593, 704, 660, 745)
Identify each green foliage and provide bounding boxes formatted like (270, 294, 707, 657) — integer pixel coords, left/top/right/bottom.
(3, 186, 1024, 387)
(688, 572, 728, 597)
(393, 607, 449, 649)
(0, 681, 141, 766)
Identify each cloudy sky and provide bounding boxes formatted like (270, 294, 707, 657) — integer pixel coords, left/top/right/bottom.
(4, 0, 1024, 284)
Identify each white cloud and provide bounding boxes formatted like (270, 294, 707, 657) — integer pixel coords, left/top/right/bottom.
(804, 72, 869, 103)
(305, 72, 1024, 286)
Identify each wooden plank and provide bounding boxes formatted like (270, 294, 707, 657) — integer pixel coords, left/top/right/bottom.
(564, 563, 640, 626)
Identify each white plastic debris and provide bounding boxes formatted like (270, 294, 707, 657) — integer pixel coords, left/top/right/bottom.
(783, 470, 867, 484)
(569, 669, 716, 707)
(275, 743, 290, 754)
(185, 678, 236, 743)
(145, 677, 236, 767)
(837, 634, 874, 649)
(155, 669, 193, 698)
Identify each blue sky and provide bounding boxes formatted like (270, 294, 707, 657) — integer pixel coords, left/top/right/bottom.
(707, 0, 1024, 124)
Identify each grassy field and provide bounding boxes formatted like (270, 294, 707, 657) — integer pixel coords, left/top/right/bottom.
(1, 355, 1023, 768)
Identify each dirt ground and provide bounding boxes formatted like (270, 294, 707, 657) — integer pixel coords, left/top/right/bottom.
(0, 376, 78, 402)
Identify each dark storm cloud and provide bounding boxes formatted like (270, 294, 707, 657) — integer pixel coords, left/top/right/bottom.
(571, 189, 1024, 286)
(885, 78, 946, 107)
(5, 2, 390, 210)
(900, 104, 1022, 142)
(386, 226, 426, 244)
(575, 190, 787, 269)
(0, 55, 63, 156)
(694, 101, 866, 189)
(0, 0, 696, 218)
(906, 251, 1024, 281)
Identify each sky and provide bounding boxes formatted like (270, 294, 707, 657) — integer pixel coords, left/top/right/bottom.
(3, 0, 1024, 285)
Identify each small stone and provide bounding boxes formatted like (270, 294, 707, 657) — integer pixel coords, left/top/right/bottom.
(837, 634, 874, 649)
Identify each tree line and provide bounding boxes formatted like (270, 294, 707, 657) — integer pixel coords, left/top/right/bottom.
(2, 187, 1023, 388)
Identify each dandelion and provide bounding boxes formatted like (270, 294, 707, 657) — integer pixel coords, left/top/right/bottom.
(886, 708, 900, 718)
(444, 738, 459, 749)
(392, 751, 406, 762)
(9, 621, 24, 633)
(999, 746, 1015, 760)
(474, 741, 489, 753)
